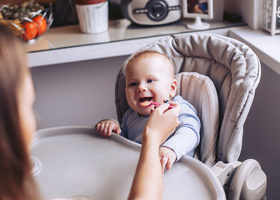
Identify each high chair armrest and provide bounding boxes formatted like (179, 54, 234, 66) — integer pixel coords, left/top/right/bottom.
(211, 161, 241, 186)
(211, 159, 267, 200)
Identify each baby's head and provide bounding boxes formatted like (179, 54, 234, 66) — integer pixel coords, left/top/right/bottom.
(125, 50, 177, 116)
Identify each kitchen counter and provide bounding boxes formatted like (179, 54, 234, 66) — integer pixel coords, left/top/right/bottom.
(27, 18, 246, 67)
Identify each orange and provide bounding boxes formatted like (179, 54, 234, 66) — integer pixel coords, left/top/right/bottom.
(22, 22, 38, 41)
(32, 15, 47, 36)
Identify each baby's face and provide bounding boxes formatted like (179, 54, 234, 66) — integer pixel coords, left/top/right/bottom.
(125, 54, 177, 116)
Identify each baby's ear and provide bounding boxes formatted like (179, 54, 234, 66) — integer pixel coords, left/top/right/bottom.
(170, 79, 177, 97)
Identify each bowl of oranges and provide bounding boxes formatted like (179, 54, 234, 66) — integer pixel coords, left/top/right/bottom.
(0, 0, 53, 42)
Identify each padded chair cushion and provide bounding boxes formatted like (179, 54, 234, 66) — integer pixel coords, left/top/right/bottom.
(175, 72, 219, 166)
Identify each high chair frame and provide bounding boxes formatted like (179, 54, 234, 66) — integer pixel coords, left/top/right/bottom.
(115, 33, 267, 199)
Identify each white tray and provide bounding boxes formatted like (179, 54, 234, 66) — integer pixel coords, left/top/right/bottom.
(31, 126, 225, 200)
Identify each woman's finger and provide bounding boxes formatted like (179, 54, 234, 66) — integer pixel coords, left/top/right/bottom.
(152, 100, 171, 114)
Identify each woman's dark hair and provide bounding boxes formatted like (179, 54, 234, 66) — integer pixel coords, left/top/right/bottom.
(0, 25, 40, 200)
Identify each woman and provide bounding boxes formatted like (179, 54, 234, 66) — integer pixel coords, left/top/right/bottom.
(0, 25, 40, 199)
(0, 24, 180, 200)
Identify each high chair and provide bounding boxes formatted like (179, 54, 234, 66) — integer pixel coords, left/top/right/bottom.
(31, 33, 267, 200)
(115, 33, 267, 199)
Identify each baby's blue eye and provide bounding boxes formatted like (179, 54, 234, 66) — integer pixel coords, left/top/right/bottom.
(147, 79, 153, 83)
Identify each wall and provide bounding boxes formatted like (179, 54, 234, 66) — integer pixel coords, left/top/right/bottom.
(240, 62, 280, 199)
(31, 55, 127, 129)
(224, 0, 262, 29)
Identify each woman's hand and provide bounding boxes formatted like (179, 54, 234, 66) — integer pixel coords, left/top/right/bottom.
(143, 101, 181, 146)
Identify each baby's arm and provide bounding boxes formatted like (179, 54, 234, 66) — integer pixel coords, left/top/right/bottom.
(162, 127, 199, 160)
(95, 119, 121, 137)
(159, 146, 176, 172)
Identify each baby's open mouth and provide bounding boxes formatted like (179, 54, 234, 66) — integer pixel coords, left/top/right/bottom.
(139, 97, 153, 107)
(139, 97, 152, 102)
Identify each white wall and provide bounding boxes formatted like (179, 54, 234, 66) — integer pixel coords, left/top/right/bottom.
(31, 55, 128, 129)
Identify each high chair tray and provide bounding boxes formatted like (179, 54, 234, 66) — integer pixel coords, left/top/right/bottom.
(31, 126, 225, 200)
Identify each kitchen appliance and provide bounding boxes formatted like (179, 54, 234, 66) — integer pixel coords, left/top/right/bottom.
(120, 0, 181, 25)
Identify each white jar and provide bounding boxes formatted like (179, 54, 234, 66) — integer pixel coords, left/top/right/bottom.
(75, 0, 108, 34)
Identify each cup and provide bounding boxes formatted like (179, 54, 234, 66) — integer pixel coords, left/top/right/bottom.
(75, 0, 108, 34)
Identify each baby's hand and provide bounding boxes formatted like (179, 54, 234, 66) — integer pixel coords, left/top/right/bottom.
(159, 147, 176, 172)
(95, 120, 121, 137)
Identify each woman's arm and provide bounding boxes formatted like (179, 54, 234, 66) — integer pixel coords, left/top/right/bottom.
(128, 102, 181, 200)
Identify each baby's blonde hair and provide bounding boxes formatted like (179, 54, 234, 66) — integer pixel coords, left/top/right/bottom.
(126, 50, 175, 78)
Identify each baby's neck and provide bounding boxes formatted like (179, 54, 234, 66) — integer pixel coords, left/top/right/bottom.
(137, 113, 150, 118)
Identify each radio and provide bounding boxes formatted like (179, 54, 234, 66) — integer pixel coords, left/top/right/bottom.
(120, 0, 182, 25)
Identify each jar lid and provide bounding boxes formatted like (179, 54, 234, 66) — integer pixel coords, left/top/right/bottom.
(75, 0, 106, 5)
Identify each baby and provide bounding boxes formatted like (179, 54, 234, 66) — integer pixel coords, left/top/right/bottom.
(96, 50, 200, 171)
